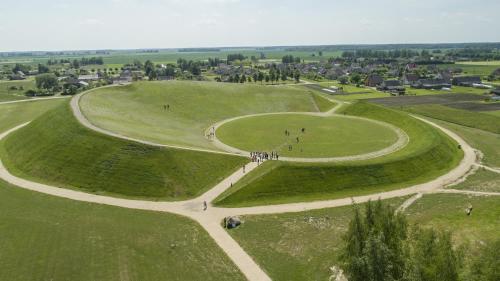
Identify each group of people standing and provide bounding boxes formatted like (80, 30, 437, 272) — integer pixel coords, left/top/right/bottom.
(250, 151, 279, 163)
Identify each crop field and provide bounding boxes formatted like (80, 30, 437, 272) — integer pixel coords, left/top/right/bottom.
(215, 102, 463, 207)
(227, 194, 500, 281)
(0, 179, 244, 281)
(0, 79, 35, 102)
(0, 102, 247, 200)
(217, 114, 398, 158)
(81, 81, 320, 150)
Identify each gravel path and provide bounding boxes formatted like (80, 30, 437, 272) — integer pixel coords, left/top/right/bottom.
(0, 89, 478, 281)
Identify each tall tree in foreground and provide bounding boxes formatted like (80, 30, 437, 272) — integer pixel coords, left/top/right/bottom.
(341, 200, 407, 281)
(341, 200, 465, 281)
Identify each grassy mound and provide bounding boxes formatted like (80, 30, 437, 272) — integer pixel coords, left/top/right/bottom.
(80, 81, 320, 150)
(216, 114, 398, 158)
(215, 102, 463, 207)
(0, 98, 66, 133)
(0, 103, 247, 200)
(0, 179, 244, 280)
(227, 194, 499, 281)
(405, 104, 500, 134)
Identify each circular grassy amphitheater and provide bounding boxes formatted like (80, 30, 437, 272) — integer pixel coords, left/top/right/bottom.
(0, 81, 463, 204)
(215, 113, 399, 158)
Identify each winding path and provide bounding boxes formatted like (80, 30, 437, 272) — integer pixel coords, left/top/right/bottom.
(0, 89, 486, 281)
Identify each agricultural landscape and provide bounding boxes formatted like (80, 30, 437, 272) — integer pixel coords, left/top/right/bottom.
(1, 1, 499, 281)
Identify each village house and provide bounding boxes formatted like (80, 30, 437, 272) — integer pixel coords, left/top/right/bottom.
(403, 73, 419, 85)
(365, 74, 383, 87)
(78, 73, 99, 81)
(452, 76, 482, 87)
(412, 78, 452, 90)
(377, 80, 406, 95)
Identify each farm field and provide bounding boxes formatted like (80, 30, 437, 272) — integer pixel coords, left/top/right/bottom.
(215, 102, 463, 207)
(0, 79, 36, 102)
(0, 179, 244, 281)
(227, 193, 500, 281)
(439, 63, 499, 78)
(484, 110, 500, 117)
(0, 102, 247, 200)
(80, 81, 320, 150)
(216, 114, 398, 158)
(404, 104, 500, 134)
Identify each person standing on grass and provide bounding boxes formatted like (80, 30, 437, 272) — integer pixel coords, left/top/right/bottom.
(243, 164, 246, 173)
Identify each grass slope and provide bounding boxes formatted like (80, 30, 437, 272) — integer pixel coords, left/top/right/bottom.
(0, 179, 244, 281)
(451, 168, 500, 192)
(216, 114, 398, 158)
(311, 92, 336, 112)
(80, 81, 319, 150)
(228, 194, 500, 281)
(1, 103, 247, 200)
(405, 104, 500, 134)
(0, 80, 35, 102)
(215, 102, 463, 207)
(427, 118, 500, 167)
(0, 99, 66, 133)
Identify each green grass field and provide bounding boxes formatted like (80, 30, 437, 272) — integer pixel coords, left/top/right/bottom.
(310, 92, 336, 112)
(483, 110, 500, 117)
(0, 99, 67, 132)
(215, 102, 463, 207)
(81, 81, 320, 150)
(405, 104, 500, 134)
(0, 79, 36, 102)
(405, 86, 488, 96)
(217, 114, 398, 158)
(0, 102, 247, 200)
(0, 179, 244, 281)
(439, 63, 499, 78)
(427, 118, 500, 167)
(451, 168, 500, 192)
(228, 193, 500, 281)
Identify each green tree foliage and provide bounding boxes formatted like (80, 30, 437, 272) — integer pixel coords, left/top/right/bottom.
(12, 63, 31, 74)
(466, 239, 500, 281)
(37, 64, 50, 74)
(350, 73, 362, 85)
(405, 228, 461, 281)
(339, 75, 349, 84)
(35, 73, 59, 91)
(341, 200, 407, 281)
(341, 200, 465, 281)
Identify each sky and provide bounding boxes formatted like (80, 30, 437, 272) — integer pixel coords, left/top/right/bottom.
(0, 0, 499, 52)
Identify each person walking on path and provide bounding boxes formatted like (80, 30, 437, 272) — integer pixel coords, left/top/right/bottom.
(203, 201, 207, 211)
(243, 164, 246, 173)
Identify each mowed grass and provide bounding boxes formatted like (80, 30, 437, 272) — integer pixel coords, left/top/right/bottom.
(311, 92, 336, 112)
(0, 179, 244, 281)
(427, 118, 500, 167)
(0, 103, 247, 200)
(0, 99, 67, 133)
(216, 114, 398, 158)
(451, 168, 500, 192)
(215, 102, 463, 207)
(0, 79, 36, 102)
(80, 81, 319, 150)
(405, 104, 500, 134)
(228, 193, 500, 281)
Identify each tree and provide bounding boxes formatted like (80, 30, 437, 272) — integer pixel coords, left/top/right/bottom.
(253, 73, 258, 83)
(35, 73, 59, 92)
(265, 74, 270, 83)
(258, 71, 264, 84)
(38, 64, 50, 74)
(466, 239, 500, 281)
(144, 60, 155, 77)
(350, 73, 362, 85)
(339, 75, 349, 84)
(405, 228, 461, 281)
(340, 200, 407, 281)
(294, 69, 300, 83)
